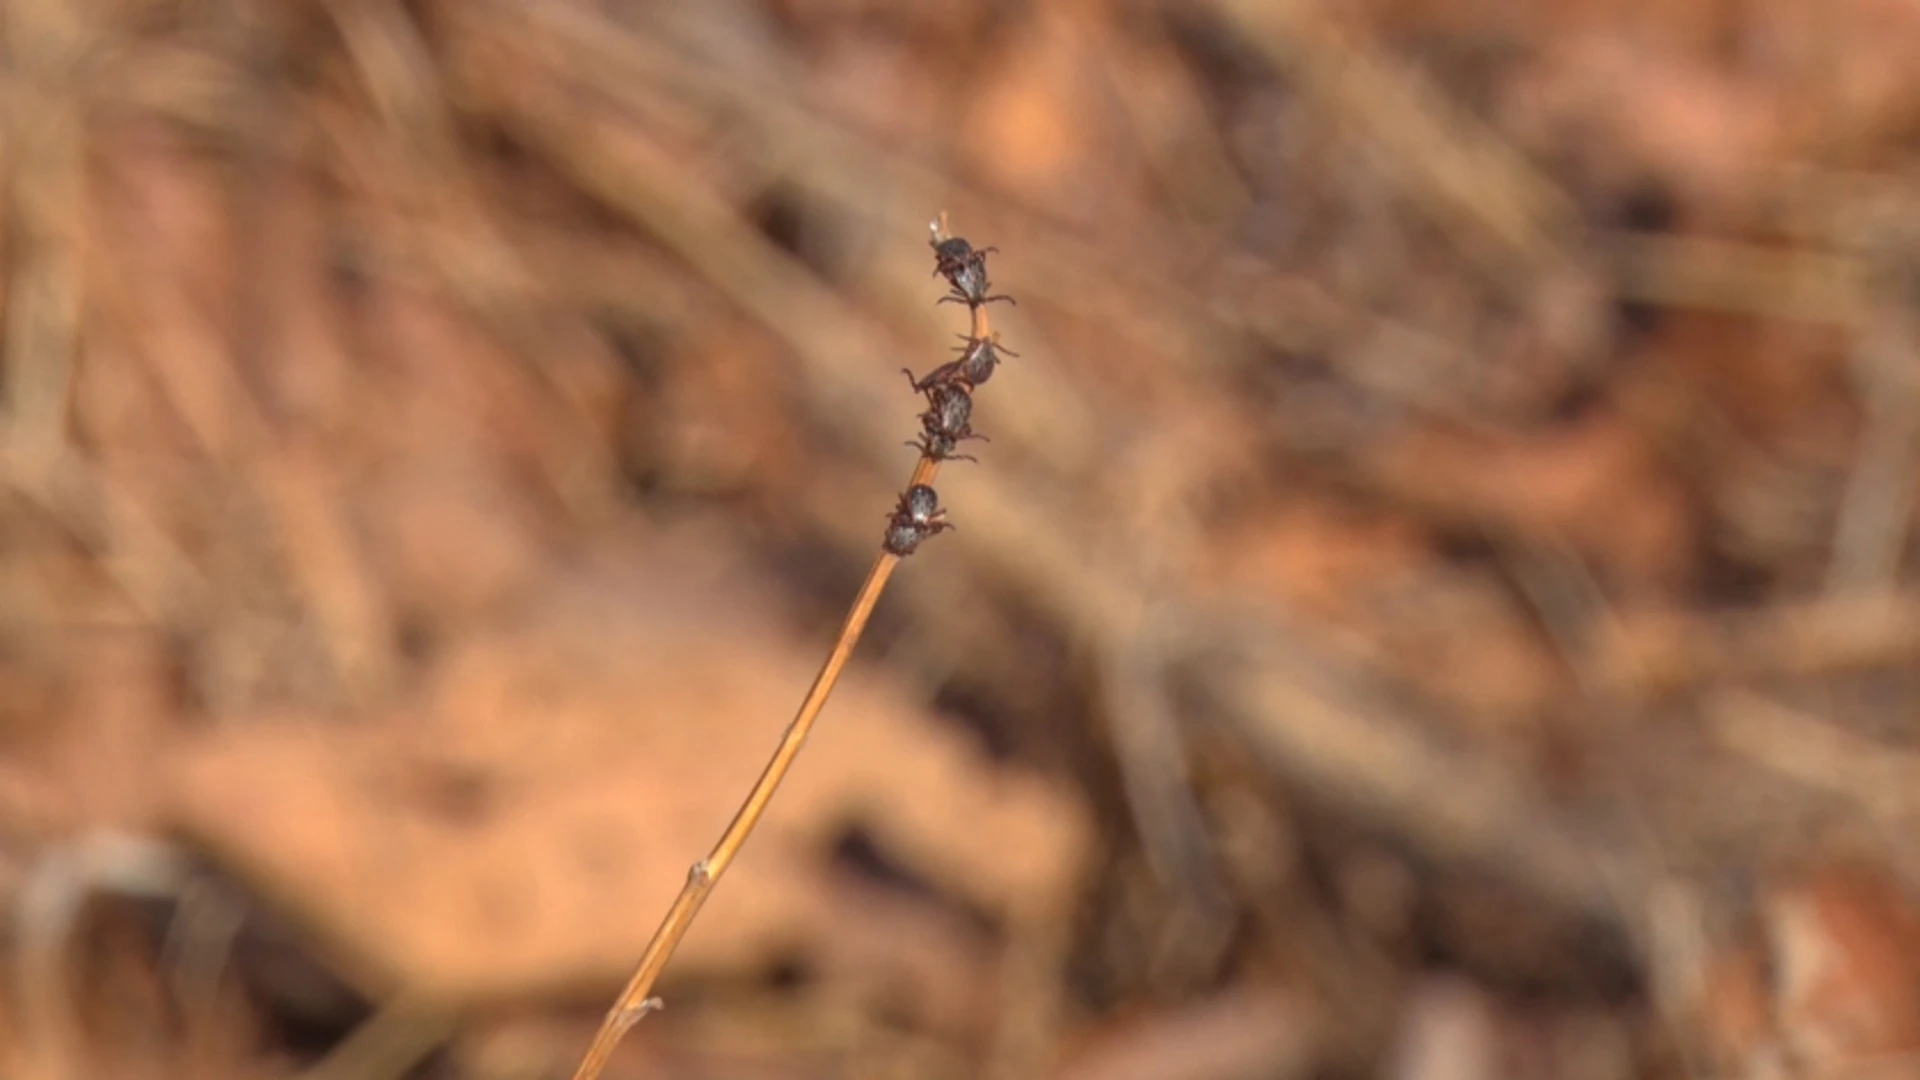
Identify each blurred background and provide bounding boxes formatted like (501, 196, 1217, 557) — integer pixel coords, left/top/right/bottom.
(7, 0, 1920, 1078)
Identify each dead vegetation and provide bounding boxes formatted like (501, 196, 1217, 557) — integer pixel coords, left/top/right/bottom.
(4, 1, 1920, 1078)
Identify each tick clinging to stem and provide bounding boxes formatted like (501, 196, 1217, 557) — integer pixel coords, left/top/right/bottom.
(567, 215, 1014, 1080)
(932, 233, 1016, 308)
(887, 225, 1009, 546)
(951, 332, 1016, 387)
(906, 428, 977, 464)
(910, 382, 986, 461)
(901, 332, 1017, 395)
(884, 483, 954, 556)
(896, 219, 1014, 480)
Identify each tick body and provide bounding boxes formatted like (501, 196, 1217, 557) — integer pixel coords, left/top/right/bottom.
(902, 334, 1016, 395)
(930, 233, 1014, 308)
(931, 237, 985, 280)
(884, 520, 929, 556)
(883, 483, 953, 556)
(954, 333, 1015, 387)
(921, 384, 980, 443)
(906, 431, 977, 462)
(902, 360, 965, 395)
(937, 257, 1015, 308)
(898, 484, 942, 527)
(908, 383, 985, 462)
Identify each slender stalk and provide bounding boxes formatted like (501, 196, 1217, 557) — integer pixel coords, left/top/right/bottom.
(564, 549, 904, 1080)
(567, 219, 996, 1080)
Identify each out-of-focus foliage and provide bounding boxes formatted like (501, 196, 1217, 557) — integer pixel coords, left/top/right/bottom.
(5, 1, 1920, 1078)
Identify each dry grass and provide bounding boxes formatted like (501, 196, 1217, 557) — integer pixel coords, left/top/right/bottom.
(4, 0, 1920, 1078)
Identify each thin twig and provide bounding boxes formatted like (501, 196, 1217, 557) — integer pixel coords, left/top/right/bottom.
(566, 217, 998, 1080)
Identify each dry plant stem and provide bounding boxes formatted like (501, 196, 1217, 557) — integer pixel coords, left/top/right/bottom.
(567, 266, 990, 1080)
